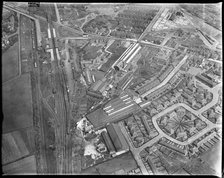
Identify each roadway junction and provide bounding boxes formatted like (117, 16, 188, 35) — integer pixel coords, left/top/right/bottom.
(3, 3, 221, 175)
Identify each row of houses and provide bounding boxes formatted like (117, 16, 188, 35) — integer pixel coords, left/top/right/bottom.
(168, 71, 184, 87)
(118, 72, 134, 90)
(158, 138, 186, 156)
(136, 79, 160, 95)
(136, 61, 181, 96)
(192, 131, 221, 158)
(144, 84, 172, 101)
(195, 73, 215, 88)
(158, 64, 174, 82)
(86, 89, 103, 100)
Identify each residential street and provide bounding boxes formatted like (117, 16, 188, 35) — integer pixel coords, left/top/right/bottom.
(119, 81, 221, 174)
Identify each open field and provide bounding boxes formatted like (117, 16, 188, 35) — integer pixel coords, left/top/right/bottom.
(82, 44, 102, 61)
(136, 46, 165, 80)
(2, 41, 19, 83)
(82, 151, 138, 175)
(3, 73, 33, 133)
(2, 127, 36, 165)
(201, 141, 221, 174)
(3, 155, 37, 175)
(19, 127, 36, 154)
(2, 131, 29, 165)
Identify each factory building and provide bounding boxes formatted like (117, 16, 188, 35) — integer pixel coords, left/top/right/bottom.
(101, 130, 116, 155)
(86, 89, 104, 99)
(106, 123, 129, 156)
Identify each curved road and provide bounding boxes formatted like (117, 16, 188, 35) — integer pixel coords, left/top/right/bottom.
(120, 81, 221, 174)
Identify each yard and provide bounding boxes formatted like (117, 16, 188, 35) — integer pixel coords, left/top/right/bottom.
(200, 141, 221, 174)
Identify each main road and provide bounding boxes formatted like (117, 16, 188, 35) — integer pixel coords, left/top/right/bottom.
(140, 54, 190, 101)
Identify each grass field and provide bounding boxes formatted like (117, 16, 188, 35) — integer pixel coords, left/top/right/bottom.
(2, 127, 35, 166)
(58, 25, 83, 38)
(2, 73, 33, 133)
(106, 40, 122, 53)
(2, 42, 19, 83)
(19, 127, 36, 155)
(3, 155, 37, 175)
(2, 131, 29, 165)
(83, 44, 102, 61)
(82, 152, 138, 175)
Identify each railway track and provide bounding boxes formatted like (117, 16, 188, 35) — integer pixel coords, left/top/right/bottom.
(30, 32, 47, 173)
(46, 7, 72, 174)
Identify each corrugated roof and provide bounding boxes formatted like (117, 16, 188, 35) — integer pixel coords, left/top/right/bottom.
(101, 131, 116, 153)
(107, 123, 129, 152)
(107, 124, 122, 152)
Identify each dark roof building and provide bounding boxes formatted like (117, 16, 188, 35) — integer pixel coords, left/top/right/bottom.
(106, 123, 129, 152)
(86, 108, 108, 129)
(195, 74, 214, 88)
(86, 89, 104, 99)
(101, 130, 116, 154)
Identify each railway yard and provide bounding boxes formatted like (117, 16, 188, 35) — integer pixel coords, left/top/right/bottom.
(2, 2, 222, 176)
